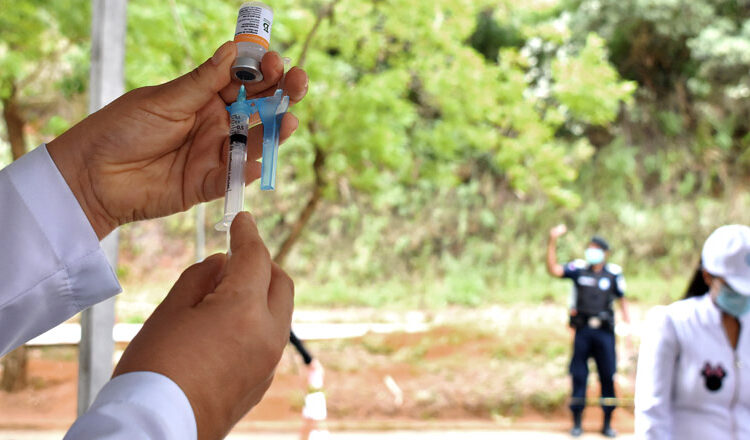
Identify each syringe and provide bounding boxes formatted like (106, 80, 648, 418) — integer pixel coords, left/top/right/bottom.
(215, 85, 255, 232)
(215, 64, 290, 234)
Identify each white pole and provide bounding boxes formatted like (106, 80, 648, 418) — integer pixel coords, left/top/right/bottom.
(78, 0, 127, 416)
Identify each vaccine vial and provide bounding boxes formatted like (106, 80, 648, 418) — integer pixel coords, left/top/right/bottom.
(232, 1, 274, 83)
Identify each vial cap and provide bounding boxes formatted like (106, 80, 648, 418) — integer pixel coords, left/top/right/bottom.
(231, 56, 263, 83)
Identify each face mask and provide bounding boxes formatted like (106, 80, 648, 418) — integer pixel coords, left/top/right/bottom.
(585, 247, 605, 265)
(716, 284, 750, 317)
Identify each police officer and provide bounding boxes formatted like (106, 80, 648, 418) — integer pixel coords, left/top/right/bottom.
(547, 224, 631, 438)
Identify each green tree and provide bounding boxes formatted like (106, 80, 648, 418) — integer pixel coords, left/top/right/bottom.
(124, 0, 236, 89)
(1, 0, 639, 311)
(263, 0, 633, 265)
(0, 0, 91, 161)
(560, 0, 750, 191)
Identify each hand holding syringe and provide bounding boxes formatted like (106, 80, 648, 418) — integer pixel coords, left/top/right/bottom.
(215, 0, 292, 251)
(215, 59, 291, 232)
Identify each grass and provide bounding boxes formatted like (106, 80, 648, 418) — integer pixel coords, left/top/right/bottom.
(360, 334, 398, 355)
(339, 321, 576, 408)
(293, 273, 687, 309)
(115, 270, 689, 324)
(529, 389, 569, 414)
(305, 316, 637, 418)
(30, 307, 634, 421)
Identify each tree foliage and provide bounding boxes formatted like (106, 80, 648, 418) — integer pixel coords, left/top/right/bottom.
(557, 0, 750, 188)
(0, 0, 91, 159)
(272, 0, 632, 211)
(5, 1, 743, 307)
(0, 0, 90, 97)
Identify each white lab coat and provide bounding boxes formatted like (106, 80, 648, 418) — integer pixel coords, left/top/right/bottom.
(0, 145, 196, 439)
(635, 293, 750, 440)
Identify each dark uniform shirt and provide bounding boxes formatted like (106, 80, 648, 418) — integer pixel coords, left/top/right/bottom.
(563, 260, 626, 327)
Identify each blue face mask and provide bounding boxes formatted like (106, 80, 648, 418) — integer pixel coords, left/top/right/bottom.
(716, 284, 750, 317)
(585, 247, 605, 265)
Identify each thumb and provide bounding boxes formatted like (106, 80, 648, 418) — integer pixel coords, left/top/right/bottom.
(152, 41, 237, 115)
(165, 253, 228, 308)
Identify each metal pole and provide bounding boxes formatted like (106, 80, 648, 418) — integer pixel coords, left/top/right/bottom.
(78, 0, 127, 416)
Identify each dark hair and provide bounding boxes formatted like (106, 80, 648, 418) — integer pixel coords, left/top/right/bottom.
(591, 236, 610, 251)
(684, 261, 710, 299)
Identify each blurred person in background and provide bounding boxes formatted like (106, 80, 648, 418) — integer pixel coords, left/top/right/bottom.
(635, 224, 750, 439)
(547, 224, 631, 438)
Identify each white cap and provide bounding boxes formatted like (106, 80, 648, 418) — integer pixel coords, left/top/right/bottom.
(702, 225, 750, 295)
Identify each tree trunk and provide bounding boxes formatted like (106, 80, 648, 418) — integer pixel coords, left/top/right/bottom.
(1, 85, 29, 392)
(1, 346, 28, 392)
(2, 86, 28, 160)
(271, 2, 339, 267)
(274, 142, 326, 266)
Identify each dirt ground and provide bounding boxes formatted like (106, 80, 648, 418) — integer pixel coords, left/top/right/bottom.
(0, 319, 636, 435)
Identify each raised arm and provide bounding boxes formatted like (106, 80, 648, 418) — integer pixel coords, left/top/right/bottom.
(547, 224, 567, 277)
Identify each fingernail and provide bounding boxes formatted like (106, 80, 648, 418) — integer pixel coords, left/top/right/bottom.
(211, 42, 233, 66)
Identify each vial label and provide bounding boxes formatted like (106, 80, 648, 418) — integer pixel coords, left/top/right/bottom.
(234, 4, 273, 49)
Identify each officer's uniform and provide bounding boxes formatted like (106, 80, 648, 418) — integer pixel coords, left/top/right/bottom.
(563, 259, 626, 416)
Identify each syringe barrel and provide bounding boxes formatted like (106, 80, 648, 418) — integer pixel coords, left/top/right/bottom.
(216, 144, 247, 231)
(225, 146, 247, 212)
(215, 112, 249, 231)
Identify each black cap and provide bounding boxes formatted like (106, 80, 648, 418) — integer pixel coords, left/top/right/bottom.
(591, 236, 610, 251)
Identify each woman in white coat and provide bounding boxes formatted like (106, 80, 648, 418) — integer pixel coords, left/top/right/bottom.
(635, 224, 750, 439)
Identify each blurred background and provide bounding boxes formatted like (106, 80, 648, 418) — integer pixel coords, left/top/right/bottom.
(1, 0, 749, 437)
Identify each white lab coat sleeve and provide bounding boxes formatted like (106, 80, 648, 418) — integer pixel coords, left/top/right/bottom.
(65, 372, 197, 440)
(1, 146, 197, 439)
(0, 145, 121, 356)
(634, 306, 678, 440)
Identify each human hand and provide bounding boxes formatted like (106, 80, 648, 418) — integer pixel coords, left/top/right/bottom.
(549, 224, 568, 239)
(113, 212, 294, 440)
(47, 42, 309, 239)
